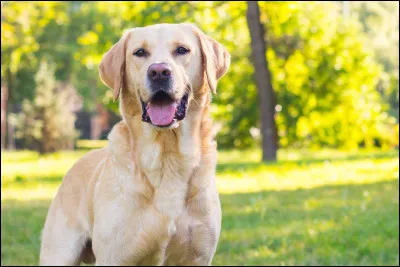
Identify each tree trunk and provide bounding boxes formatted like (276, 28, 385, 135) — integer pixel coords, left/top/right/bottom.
(246, 1, 278, 162)
(7, 120, 15, 150)
(1, 84, 7, 150)
(5, 68, 16, 151)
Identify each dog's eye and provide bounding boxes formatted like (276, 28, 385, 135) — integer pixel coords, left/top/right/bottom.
(176, 46, 190, 55)
(133, 48, 147, 57)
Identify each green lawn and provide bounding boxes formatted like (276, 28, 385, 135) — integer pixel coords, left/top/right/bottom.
(1, 144, 399, 266)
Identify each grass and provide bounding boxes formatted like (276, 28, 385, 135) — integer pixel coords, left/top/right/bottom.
(1, 143, 399, 266)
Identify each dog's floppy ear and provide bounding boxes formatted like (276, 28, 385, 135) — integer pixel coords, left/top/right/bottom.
(191, 25, 230, 94)
(99, 31, 132, 101)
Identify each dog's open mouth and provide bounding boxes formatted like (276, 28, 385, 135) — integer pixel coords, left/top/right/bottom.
(141, 91, 189, 127)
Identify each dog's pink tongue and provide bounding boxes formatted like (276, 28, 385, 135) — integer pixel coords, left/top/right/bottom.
(147, 102, 177, 126)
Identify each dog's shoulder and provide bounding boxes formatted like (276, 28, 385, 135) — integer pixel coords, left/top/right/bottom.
(107, 121, 131, 152)
(106, 120, 135, 169)
(62, 148, 109, 184)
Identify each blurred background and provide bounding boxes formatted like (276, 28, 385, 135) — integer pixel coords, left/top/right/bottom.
(1, 1, 399, 266)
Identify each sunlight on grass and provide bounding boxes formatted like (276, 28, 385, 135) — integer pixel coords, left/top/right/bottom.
(1, 148, 399, 201)
(1, 150, 89, 202)
(1, 186, 59, 202)
(217, 158, 399, 194)
(216, 148, 399, 195)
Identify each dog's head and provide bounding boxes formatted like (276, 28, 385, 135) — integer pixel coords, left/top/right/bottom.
(99, 23, 230, 129)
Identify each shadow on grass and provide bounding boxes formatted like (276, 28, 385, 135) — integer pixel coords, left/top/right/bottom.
(217, 150, 399, 174)
(1, 179, 399, 266)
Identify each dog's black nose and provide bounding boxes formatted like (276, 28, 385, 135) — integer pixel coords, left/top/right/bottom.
(147, 63, 172, 82)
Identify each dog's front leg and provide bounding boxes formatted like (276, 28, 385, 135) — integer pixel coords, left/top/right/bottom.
(182, 191, 222, 266)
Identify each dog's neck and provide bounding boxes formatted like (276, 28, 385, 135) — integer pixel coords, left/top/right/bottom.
(118, 87, 216, 188)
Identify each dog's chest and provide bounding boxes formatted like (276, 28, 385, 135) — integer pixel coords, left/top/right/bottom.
(135, 161, 209, 264)
(138, 141, 199, 219)
(102, 130, 211, 264)
(136, 204, 210, 266)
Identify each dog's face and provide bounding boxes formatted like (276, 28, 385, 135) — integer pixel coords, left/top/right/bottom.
(99, 23, 230, 129)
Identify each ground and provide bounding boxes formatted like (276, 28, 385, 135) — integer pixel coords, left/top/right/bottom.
(1, 141, 399, 266)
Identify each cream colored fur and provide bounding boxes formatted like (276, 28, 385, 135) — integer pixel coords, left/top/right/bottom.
(39, 23, 230, 266)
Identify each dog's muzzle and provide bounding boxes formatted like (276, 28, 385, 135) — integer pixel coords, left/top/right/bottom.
(141, 90, 189, 128)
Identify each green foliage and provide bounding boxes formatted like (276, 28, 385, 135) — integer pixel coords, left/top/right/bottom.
(263, 2, 394, 149)
(350, 2, 399, 121)
(1, 1, 398, 150)
(210, 2, 397, 149)
(11, 61, 80, 153)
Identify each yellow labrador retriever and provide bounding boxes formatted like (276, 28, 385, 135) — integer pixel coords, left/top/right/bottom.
(39, 23, 230, 266)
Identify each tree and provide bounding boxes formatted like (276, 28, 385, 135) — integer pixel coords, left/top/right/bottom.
(246, 1, 278, 161)
(11, 61, 81, 153)
(1, 1, 66, 149)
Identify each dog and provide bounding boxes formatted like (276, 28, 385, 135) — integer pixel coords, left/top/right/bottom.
(39, 23, 230, 266)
